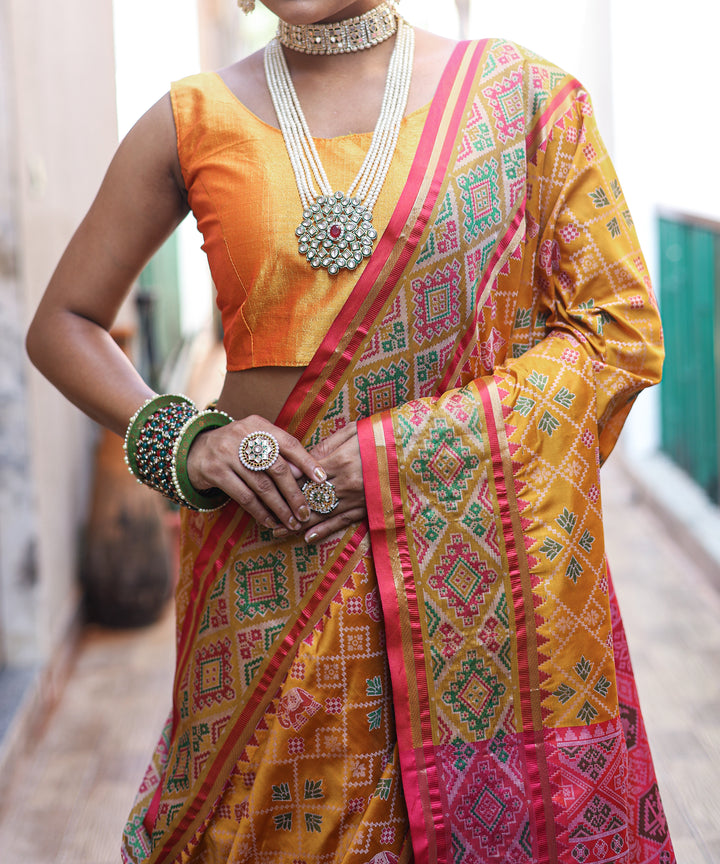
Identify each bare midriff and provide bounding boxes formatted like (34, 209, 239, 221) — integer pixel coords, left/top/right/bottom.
(215, 367, 306, 424)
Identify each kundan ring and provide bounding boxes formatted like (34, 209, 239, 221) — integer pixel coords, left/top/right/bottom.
(301, 479, 339, 515)
(238, 431, 280, 472)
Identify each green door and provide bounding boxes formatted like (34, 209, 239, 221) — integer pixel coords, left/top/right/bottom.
(659, 216, 719, 503)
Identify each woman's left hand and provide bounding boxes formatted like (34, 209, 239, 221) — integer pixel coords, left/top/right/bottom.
(274, 422, 366, 544)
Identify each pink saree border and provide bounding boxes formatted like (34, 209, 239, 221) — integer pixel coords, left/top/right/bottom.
(477, 380, 557, 863)
(358, 414, 445, 864)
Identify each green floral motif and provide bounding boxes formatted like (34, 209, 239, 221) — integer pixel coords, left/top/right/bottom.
(442, 650, 505, 738)
(272, 783, 291, 801)
(514, 307, 532, 328)
(594, 676, 612, 698)
(512, 343, 529, 358)
(538, 411, 560, 436)
(304, 779, 324, 800)
(528, 370, 549, 391)
(556, 508, 577, 535)
(411, 422, 480, 512)
(367, 707, 383, 731)
(575, 656, 593, 682)
(607, 217, 621, 239)
(579, 529, 595, 552)
(372, 778, 393, 800)
(515, 396, 536, 417)
(366, 676, 383, 697)
(274, 813, 292, 831)
(610, 178, 622, 199)
(305, 813, 323, 833)
(535, 310, 550, 329)
(554, 386, 576, 408)
(565, 556, 583, 584)
(577, 701, 600, 725)
(590, 186, 610, 208)
(554, 682, 576, 704)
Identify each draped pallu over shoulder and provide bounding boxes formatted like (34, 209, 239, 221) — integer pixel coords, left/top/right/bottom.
(123, 39, 674, 864)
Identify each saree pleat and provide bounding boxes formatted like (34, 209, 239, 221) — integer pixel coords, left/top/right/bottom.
(123, 39, 674, 864)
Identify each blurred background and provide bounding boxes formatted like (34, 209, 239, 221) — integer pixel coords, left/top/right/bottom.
(0, 1, 719, 861)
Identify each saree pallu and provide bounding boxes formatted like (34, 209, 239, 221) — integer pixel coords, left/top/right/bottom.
(123, 40, 675, 864)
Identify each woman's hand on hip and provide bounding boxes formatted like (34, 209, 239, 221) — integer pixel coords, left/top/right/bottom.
(186, 415, 327, 531)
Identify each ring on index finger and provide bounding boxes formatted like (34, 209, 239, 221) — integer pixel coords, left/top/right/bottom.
(301, 479, 339, 515)
(238, 431, 279, 472)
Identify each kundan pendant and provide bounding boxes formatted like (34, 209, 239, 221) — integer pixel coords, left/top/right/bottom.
(295, 192, 378, 275)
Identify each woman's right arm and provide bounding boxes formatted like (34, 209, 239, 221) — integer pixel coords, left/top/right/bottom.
(26, 93, 188, 437)
(26, 92, 325, 531)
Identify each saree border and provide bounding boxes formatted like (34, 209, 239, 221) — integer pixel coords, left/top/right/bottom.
(358, 414, 446, 864)
(476, 379, 558, 864)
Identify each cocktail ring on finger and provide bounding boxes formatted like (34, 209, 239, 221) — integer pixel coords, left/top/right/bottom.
(301, 479, 339, 515)
(238, 431, 279, 471)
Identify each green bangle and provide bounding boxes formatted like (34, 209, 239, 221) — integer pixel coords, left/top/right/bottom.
(123, 393, 196, 479)
(172, 410, 233, 512)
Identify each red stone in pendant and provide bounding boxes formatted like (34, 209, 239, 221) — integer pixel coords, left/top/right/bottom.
(329, 224, 343, 239)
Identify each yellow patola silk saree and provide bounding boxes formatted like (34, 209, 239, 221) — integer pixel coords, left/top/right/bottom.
(123, 40, 675, 864)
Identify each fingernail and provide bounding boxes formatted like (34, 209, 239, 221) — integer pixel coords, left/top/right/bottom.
(288, 517, 301, 531)
(273, 527, 289, 538)
(265, 518, 278, 530)
(298, 505, 311, 522)
(314, 467, 327, 482)
(306, 530, 319, 544)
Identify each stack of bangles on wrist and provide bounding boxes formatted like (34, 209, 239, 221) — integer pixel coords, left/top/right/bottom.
(124, 393, 233, 512)
(123, 394, 339, 516)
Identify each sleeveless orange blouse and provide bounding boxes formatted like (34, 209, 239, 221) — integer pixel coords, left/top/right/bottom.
(171, 73, 429, 371)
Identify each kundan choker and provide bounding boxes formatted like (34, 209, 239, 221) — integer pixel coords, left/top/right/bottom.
(264, 17, 414, 275)
(277, 2, 399, 56)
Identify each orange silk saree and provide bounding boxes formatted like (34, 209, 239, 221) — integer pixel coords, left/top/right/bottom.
(123, 40, 675, 864)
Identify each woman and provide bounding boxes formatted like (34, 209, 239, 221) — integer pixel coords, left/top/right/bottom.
(27, 1, 675, 862)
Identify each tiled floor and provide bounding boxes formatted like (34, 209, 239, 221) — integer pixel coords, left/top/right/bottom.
(0, 456, 717, 862)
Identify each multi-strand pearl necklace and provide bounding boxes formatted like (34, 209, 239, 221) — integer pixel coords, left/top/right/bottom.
(264, 16, 415, 275)
(277, 1, 399, 55)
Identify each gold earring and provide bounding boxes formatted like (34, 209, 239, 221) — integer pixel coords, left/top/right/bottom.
(238, 0, 255, 12)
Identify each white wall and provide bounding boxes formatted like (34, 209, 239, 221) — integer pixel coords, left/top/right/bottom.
(10, 0, 119, 662)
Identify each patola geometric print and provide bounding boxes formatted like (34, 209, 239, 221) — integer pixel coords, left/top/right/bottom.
(122, 40, 674, 864)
